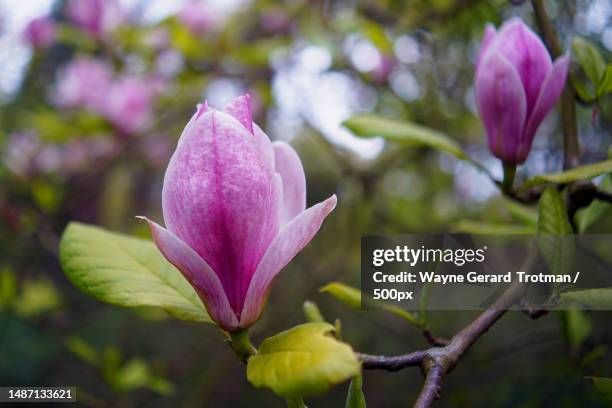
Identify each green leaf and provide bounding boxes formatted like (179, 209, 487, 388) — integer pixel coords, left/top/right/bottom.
(587, 377, 612, 402)
(0, 268, 17, 309)
(303, 300, 325, 323)
(65, 337, 100, 366)
(538, 188, 572, 235)
(573, 77, 595, 103)
(320, 282, 422, 326)
(246, 322, 361, 397)
(346, 375, 366, 408)
(537, 187, 575, 279)
(360, 20, 392, 53)
(286, 397, 306, 408)
(596, 65, 612, 97)
(343, 114, 466, 159)
(521, 159, 612, 189)
(577, 175, 612, 232)
(13, 278, 62, 318)
(452, 220, 536, 235)
(564, 309, 592, 349)
(560, 289, 612, 309)
(502, 199, 538, 226)
(59, 222, 211, 323)
(572, 36, 606, 85)
(320, 282, 361, 309)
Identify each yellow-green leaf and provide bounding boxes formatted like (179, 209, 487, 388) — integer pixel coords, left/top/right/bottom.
(246, 322, 360, 397)
(577, 175, 612, 232)
(320, 282, 361, 309)
(343, 114, 466, 159)
(59, 222, 211, 323)
(320, 282, 422, 326)
(345, 375, 366, 408)
(596, 65, 612, 97)
(537, 187, 575, 278)
(587, 377, 612, 402)
(560, 288, 612, 309)
(452, 220, 536, 235)
(521, 160, 612, 189)
(572, 36, 606, 85)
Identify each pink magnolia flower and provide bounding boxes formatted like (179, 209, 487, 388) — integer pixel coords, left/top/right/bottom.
(101, 77, 153, 134)
(139, 95, 336, 331)
(23, 16, 55, 48)
(66, 0, 122, 39)
(178, 0, 214, 36)
(475, 18, 569, 164)
(53, 57, 113, 110)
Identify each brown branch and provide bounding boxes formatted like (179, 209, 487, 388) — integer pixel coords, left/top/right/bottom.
(359, 246, 540, 406)
(518, 299, 549, 320)
(594, 188, 612, 203)
(414, 364, 444, 408)
(357, 351, 425, 372)
(423, 329, 450, 347)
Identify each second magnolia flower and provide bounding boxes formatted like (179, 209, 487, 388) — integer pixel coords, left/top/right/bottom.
(140, 95, 336, 331)
(475, 18, 570, 164)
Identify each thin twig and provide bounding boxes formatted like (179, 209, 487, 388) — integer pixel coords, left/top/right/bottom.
(358, 247, 540, 406)
(357, 351, 425, 371)
(594, 188, 612, 203)
(423, 329, 450, 347)
(518, 299, 549, 320)
(414, 364, 444, 408)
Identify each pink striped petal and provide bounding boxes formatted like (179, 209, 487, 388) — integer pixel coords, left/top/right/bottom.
(494, 18, 552, 112)
(162, 110, 280, 315)
(239, 195, 337, 328)
(476, 24, 496, 70)
(223, 94, 253, 134)
(254, 124, 275, 171)
(177, 103, 208, 147)
(273, 141, 306, 224)
(139, 217, 238, 331)
(476, 51, 527, 163)
(519, 54, 570, 162)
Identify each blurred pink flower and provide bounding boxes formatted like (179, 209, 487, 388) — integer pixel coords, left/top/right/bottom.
(371, 53, 395, 84)
(53, 57, 113, 110)
(66, 0, 122, 39)
(101, 77, 153, 134)
(475, 18, 569, 164)
(61, 138, 118, 174)
(144, 27, 170, 52)
(261, 9, 290, 34)
(178, 0, 214, 35)
(3, 132, 119, 179)
(139, 95, 337, 331)
(23, 16, 56, 49)
(3, 133, 60, 179)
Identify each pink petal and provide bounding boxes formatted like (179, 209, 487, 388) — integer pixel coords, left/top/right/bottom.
(139, 217, 238, 331)
(476, 24, 497, 70)
(162, 110, 280, 315)
(239, 195, 337, 328)
(273, 141, 306, 224)
(519, 54, 570, 162)
(494, 18, 552, 112)
(476, 51, 527, 163)
(254, 124, 275, 171)
(223, 94, 253, 134)
(177, 103, 208, 147)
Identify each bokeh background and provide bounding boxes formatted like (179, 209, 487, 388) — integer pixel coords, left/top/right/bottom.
(1, 0, 611, 406)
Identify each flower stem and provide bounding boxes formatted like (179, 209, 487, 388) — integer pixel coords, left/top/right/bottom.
(228, 329, 257, 363)
(502, 162, 516, 193)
